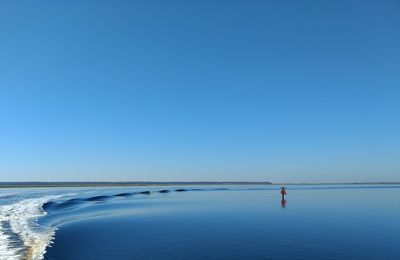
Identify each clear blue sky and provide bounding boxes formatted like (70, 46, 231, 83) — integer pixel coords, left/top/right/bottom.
(1, 1, 399, 182)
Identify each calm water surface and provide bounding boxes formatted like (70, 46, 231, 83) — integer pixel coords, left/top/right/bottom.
(1, 185, 399, 259)
(45, 185, 400, 259)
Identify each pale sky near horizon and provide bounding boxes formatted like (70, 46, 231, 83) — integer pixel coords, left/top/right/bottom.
(1, 1, 399, 182)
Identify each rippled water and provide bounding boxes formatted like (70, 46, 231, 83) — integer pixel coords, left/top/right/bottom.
(1, 185, 399, 259)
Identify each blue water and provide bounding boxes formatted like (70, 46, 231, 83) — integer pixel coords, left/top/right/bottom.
(0, 185, 399, 259)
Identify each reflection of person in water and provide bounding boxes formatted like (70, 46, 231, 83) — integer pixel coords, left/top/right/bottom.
(281, 198, 286, 208)
(280, 187, 287, 208)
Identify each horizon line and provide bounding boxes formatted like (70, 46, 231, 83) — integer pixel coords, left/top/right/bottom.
(1, 181, 399, 188)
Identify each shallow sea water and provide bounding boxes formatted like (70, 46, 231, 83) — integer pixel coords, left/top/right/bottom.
(45, 185, 400, 259)
(1, 185, 399, 259)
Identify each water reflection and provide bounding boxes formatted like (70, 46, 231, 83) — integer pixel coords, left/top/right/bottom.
(281, 199, 287, 208)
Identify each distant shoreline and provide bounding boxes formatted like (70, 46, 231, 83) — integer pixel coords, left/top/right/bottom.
(0, 181, 399, 188)
(0, 181, 273, 188)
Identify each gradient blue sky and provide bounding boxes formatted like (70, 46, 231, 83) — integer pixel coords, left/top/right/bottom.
(1, 1, 399, 182)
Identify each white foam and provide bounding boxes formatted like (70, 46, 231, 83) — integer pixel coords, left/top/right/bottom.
(0, 195, 62, 260)
(0, 227, 19, 260)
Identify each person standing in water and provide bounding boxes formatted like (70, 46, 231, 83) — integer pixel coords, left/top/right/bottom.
(280, 187, 286, 200)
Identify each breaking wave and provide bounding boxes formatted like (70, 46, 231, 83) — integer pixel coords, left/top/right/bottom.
(0, 195, 62, 260)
